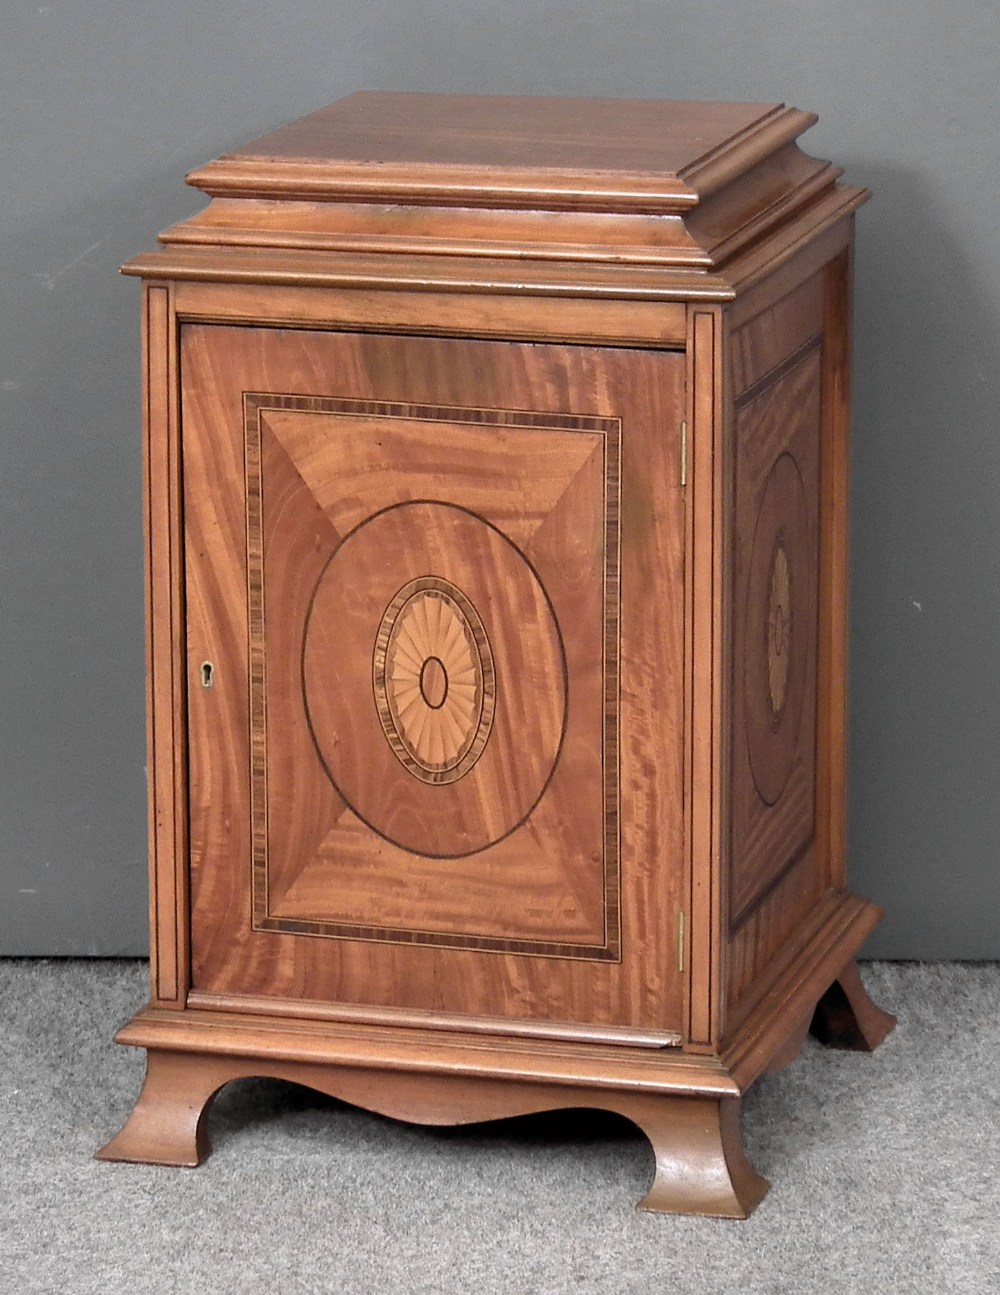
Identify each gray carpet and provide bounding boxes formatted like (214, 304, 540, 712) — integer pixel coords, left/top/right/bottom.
(2, 960, 998, 1294)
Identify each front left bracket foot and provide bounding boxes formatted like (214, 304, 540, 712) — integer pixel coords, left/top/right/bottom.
(96, 1049, 227, 1167)
(618, 1093, 769, 1219)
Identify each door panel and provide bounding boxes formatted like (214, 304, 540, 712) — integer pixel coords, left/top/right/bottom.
(183, 325, 685, 1032)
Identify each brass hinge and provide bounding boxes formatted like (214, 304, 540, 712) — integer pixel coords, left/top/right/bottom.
(677, 910, 685, 972)
(679, 420, 688, 488)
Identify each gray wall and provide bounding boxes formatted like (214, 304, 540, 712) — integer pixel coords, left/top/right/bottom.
(2, 1, 998, 958)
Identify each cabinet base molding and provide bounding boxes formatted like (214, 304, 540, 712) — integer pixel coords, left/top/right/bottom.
(98, 914, 893, 1219)
(96, 1048, 768, 1220)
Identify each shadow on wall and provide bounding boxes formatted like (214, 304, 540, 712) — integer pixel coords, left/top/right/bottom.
(848, 164, 1000, 959)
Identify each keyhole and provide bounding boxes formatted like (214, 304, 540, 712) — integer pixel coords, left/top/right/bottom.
(200, 661, 214, 689)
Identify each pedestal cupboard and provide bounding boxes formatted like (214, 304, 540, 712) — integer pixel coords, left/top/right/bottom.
(98, 93, 894, 1217)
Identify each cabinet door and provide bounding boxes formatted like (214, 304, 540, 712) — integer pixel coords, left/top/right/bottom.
(183, 325, 685, 1035)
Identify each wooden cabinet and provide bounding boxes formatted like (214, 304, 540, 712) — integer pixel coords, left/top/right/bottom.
(98, 93, 894, 1218)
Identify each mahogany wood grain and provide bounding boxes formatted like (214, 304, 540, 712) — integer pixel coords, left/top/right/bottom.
(762, 1011, 812, 1075)
(126, 244, 740, 301)
(258, 408, 603, 940)
(172, 281, 688, 348)
(721, 894, 882, 1085)
(816, 248, 854, 893)
(108, 1006, 740, 1096)
(186, 93, 810, 213)
(96, 1050, 214, 1167)
(633, 1096, 768, 1218)
(723, 264, 832, 1025)
(98, 890, 883, 1211)
(182, 325, 686, 1029)
(730, 273, 824, 393)
(125, 189, 867, 303)
(185, 990, 682, 1048)
(729, 343, 822, 928)
(167, 199, 711, 267)
(722, 190, 865, 298)
(142, 282, 188, 1008)
(167, 141, 837, 272)
(96, 1045, 762, 1216)
(105, 92, 892, 1220)
(726, 215, 851, 329)
(127, 94, 867, 300)
(684, 305, 727, 1050)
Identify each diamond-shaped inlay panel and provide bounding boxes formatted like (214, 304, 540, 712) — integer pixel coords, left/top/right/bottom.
(222, 365, 638, 961)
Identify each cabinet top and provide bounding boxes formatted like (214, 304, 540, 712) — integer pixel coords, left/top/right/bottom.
(187, 92, 806, 212)
(128, 92, 868, 298)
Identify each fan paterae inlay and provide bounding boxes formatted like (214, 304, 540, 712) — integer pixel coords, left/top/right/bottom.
(373, 576, 496, 785)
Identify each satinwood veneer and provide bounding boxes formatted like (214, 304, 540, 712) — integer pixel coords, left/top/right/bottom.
(97, 92, 893, 1218)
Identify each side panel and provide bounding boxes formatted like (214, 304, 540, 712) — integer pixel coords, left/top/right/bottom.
(724, 265, 836, 1024)
(182, 325, 686, 1034)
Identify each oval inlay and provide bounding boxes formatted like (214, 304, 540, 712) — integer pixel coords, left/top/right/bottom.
(373, 576, 495, 785)
(302, 500, 566, 857)
(743, 451, 811, 808)
(767, 544, 791, 715)
(419, 656, 448, 710)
